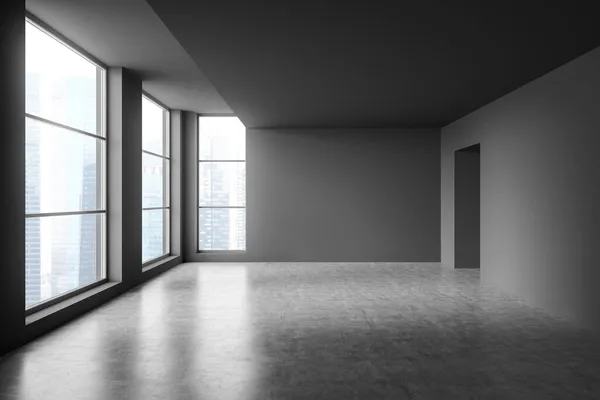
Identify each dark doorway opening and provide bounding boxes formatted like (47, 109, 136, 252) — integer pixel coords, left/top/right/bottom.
(455, 144, 480, 269)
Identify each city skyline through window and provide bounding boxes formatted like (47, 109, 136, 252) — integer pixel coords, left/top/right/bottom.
(25, 19, 106, 309)
(142, 96, 170, 264)
(198, 116, 246, 251)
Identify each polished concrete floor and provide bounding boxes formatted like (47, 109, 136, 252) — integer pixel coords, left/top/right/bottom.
(1, 262, 600, 399)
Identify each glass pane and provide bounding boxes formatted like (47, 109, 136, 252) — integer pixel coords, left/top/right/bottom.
(26, 21, 101, 135)
(199, 208, 246, 251)
(142, 153, 168, 208)
(142, 97, 166, 156)
(199, 117, 245, 160)
(143, 209, 167, 263)
(25, 213, 104, 309)
(199, 162, 246, 207)
(26, 117, 103, 214)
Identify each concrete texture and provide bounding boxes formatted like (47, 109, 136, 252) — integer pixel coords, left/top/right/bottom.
(441, 46, 600, 329)
(0, 0, 26, 356)
(188, 128, 441, 262)
(1, 262, 600, 399)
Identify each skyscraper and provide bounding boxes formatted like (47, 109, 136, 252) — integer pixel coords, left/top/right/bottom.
(48, 75, 97, 297)
(198, 124, 246, 251)
(25, 68, 99, 305)
(25, 73, 42, 308)
(79, 161, 98, 287)
(142, 159, 165, 262)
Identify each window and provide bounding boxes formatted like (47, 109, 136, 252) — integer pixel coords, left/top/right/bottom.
(198, 116, 246, 251)
(25, 19, 106, 309)
(142, 96, 170, 264)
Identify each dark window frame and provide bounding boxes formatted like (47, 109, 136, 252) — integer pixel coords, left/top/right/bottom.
(197, 115, 247, 253)
(24, 14, 108, 315)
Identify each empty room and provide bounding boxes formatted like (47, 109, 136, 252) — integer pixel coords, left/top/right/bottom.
(1, 0, 600, 399)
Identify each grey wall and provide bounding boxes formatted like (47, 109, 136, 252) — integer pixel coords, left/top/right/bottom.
(441, 46, 600, 329)
(454, 145, 480, 269)
(0, 0, 25, 356)
(188, 128, 441, 262)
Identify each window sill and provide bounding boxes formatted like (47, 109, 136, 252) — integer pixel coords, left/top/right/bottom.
(26, 281, 120, 325)
(196, 250, 247, 254)
(142, 254, 179, 273)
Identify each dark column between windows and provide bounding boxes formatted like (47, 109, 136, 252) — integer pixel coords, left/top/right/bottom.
(170, 111, 183, 257)
(0, 0, 26, 356)
(107, 67, 143, 285)
(1, 62, 180, 354)
(182, 111, 199, 260)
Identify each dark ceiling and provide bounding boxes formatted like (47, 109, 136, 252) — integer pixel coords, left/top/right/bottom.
(26, 0, 231, 114)
(146, 0, 600, 128)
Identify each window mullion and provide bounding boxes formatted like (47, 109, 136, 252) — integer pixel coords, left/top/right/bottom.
(142, 149, 169, 160)
(26, 210, 106, 218)
(25, 113, 105, 141)
(198, 159, 245, 162)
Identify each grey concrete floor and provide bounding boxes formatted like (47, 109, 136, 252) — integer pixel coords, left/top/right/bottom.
(1, 262, 600, 399)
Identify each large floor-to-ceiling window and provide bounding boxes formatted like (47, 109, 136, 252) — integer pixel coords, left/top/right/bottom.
(142, 95, 170, 264)
(25, 18, 106, 309)
(198, 116, 246, 251)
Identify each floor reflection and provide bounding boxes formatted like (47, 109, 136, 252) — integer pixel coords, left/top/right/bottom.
(195, 265, 257, 400)
(2, 263, 600, 399)
(19, 318, 105, 400)
(137, 281, 171, 399)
